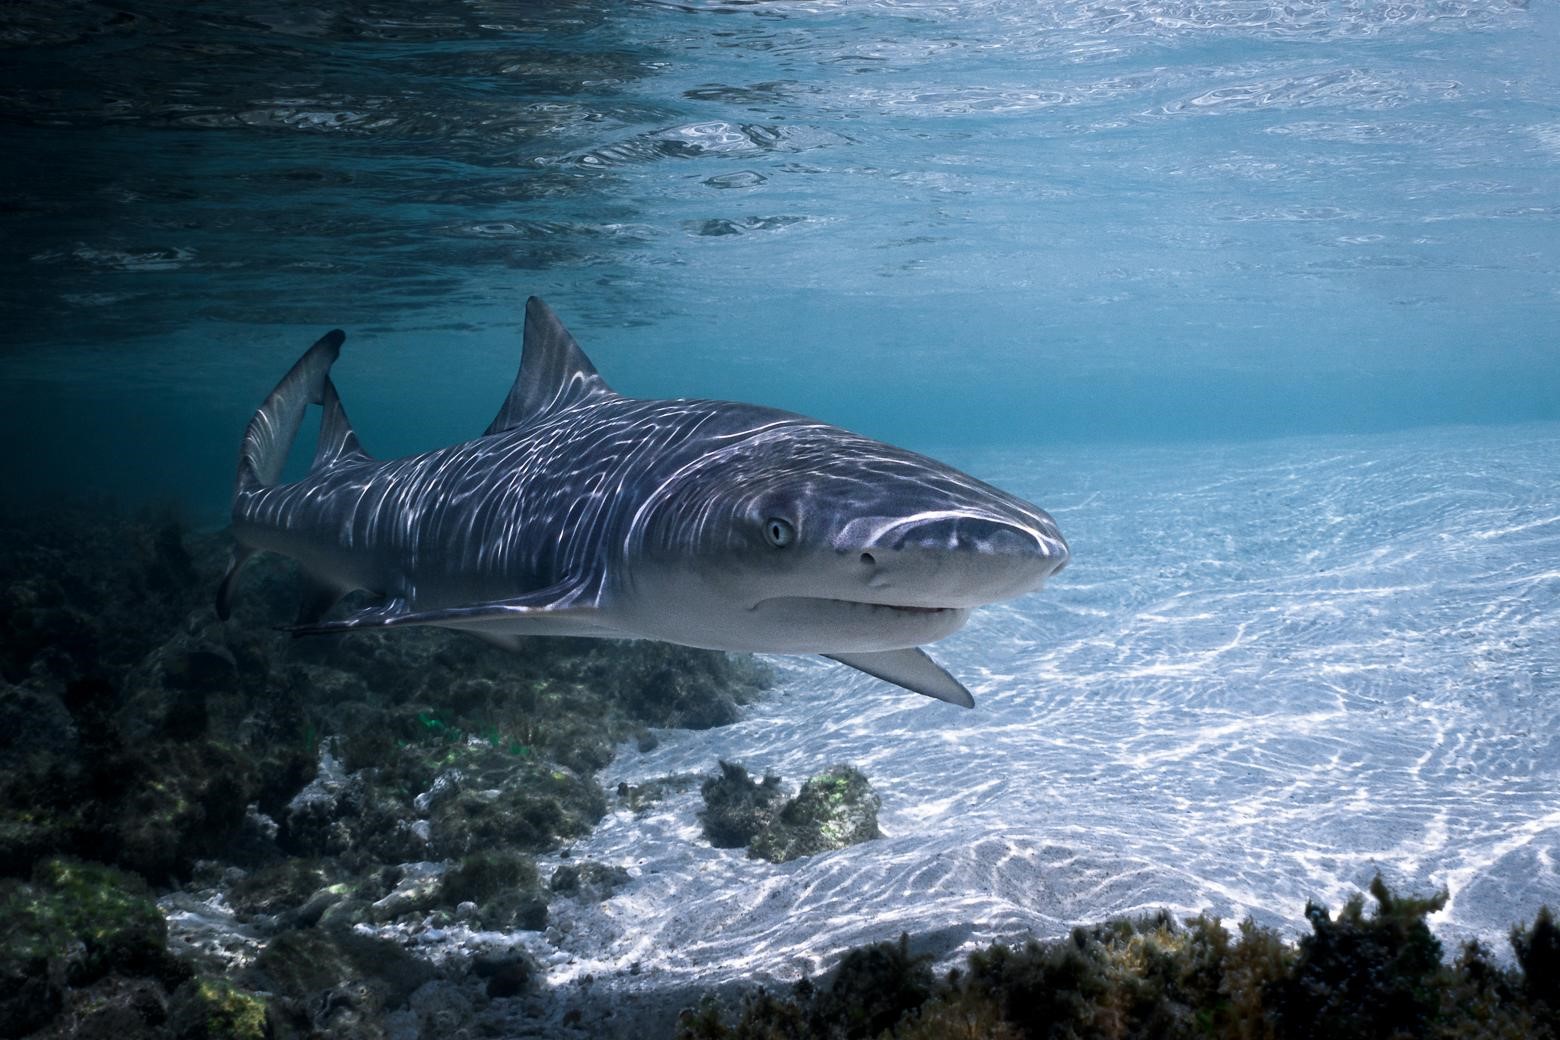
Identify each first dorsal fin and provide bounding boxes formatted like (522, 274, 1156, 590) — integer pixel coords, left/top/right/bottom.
(485, 297, 613, 436)
(310, 376, 369, 472)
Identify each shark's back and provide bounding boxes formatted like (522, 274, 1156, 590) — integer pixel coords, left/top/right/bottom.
(233, 390, 810, 608)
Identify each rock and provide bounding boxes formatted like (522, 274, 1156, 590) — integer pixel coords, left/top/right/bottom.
(440, 850, 538, 903)
(245, 927, 434, 1037)
(550, 861, 631, 902)
(110, 739, 256, 882)
(368, 862, 445, 924)
(228, 859, 330, 921)
(425, 755, 606, 859)
(0, 937, 63, 1039)
(279, 743, 364, 856)
(699, 761, 787, 848)
(46, 974, 171, 1040)
(472, 948, 539, 999)
(606, 643, 769, 729)
(748, 765, 882, 864)
(0, 679, 78, 770)
(0, 507, 786, 1039)
(438, 850, 548, 931)
(167, 976, 269, 1040)
(616, 773, 699, 815)
(0, 857, 185, 1036)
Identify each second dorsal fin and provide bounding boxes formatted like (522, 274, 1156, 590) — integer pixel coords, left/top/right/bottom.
(310, 376, 369, 472)
(485, 297, 613, 436)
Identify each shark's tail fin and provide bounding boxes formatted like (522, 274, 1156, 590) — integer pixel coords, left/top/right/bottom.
(220, 329, 347, 622)
(234, 329, 346, 496)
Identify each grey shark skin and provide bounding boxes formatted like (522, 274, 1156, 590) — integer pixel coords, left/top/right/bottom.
(221, 298, 1069, 708)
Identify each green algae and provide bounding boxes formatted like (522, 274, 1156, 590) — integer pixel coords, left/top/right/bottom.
(1, 857, 174, 985)
(168, 977, 269, 1040)
(0, 856, 186, 1036)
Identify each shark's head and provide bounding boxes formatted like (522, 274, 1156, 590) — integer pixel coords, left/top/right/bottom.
(629, 414, 1069, 655)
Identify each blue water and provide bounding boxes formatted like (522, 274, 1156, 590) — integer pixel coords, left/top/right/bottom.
(6, 0, 1559, 1004)
(3, 0, 1559, 511)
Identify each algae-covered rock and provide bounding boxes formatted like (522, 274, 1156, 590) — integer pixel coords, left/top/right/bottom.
(680, 883, 1560, 1040)
(7, 857, 176, 983)
(35, 974, 173, 1040)
(0, 507, 787, 1039)
(812, 934, 934, 1038)
(577, 640, 771, 731)
(440, 849, 538, 902)
(471, 947, 539, 999)
(0, 679, 78, 771)
(246, 927, 433, 1039)
(424, 755, 607, 858)
(436, 851, 548, 930)
(550, 860, 631, 903)
(747, 765, 881, 864)
(0, 857, 183, 1036)
(366, 861, 446, 924)
(616, 773, 700, 814)
(167, 976, 269, 1040)
(699, 761, 786, 849)
(700, 763, 881, 862)
(111, 739, 256, 882)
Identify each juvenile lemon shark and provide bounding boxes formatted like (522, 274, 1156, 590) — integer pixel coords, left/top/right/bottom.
(220, 298, 1068, 707)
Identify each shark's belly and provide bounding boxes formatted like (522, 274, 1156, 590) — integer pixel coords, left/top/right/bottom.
(620, 593, 972, 654)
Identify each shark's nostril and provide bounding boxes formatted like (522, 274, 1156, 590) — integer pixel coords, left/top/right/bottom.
(860, 552, 876, 566)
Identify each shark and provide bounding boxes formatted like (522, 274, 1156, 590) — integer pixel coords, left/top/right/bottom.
(220, 297, 1069, 708)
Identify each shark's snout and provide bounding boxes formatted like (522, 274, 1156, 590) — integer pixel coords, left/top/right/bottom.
(877, 515, 1042, 555)
(848, 511, 1068, 607)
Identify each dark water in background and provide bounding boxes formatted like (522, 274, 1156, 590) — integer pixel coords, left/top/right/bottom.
(3, 0, 1559, 993)
(3, 0, 1558, 517)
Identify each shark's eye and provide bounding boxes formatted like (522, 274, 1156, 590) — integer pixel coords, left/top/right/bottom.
(764, 517, 796, 548)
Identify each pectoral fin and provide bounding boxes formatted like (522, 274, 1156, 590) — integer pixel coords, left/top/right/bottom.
(287, 578, 608, 638)
(824, 648, 975, 708)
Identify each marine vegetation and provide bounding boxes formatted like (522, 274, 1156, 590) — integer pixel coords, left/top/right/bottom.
(0, 506, 769, 1037)
(678, 878, 1560, 1040)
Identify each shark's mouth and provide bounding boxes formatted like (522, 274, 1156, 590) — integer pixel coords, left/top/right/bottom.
(858, 602, 950, 616)
(753, 596, 960, 617)
(738, 597, 972, 653)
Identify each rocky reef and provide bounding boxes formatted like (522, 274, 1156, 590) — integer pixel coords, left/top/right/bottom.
(0, 506, 770, 1038)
